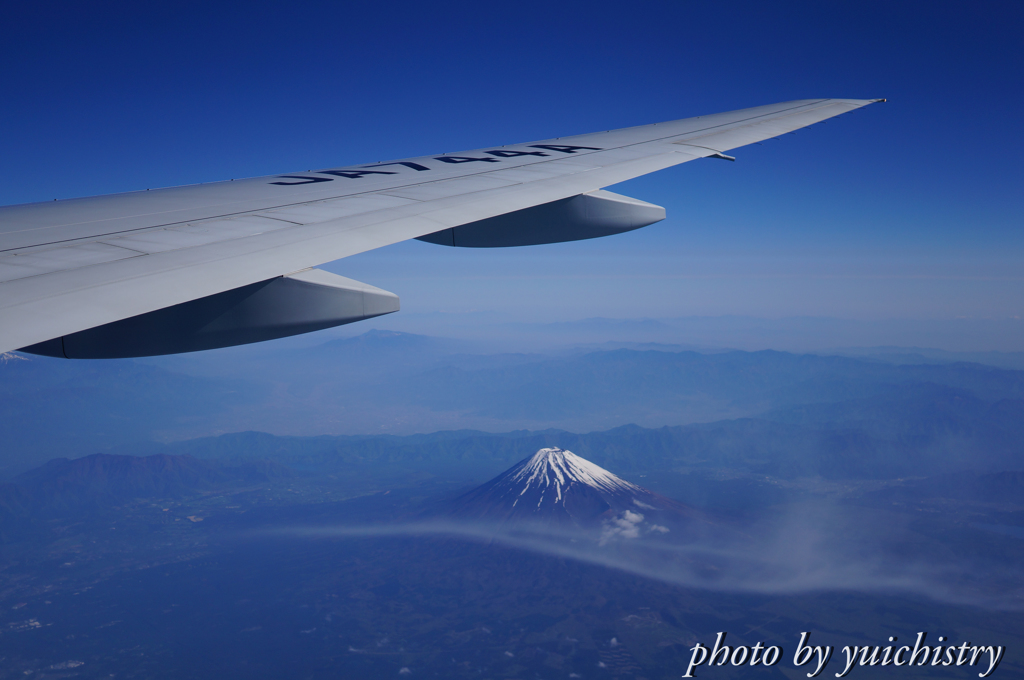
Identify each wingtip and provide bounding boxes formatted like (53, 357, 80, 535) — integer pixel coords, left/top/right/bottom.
(871, 98, 887, 103)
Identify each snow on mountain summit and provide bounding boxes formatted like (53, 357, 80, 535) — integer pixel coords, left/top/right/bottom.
(445, 447, 695, 530)
(509, 447, 643, 502)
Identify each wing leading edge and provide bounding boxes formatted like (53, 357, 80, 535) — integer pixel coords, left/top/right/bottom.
(0, 98, 883, 357)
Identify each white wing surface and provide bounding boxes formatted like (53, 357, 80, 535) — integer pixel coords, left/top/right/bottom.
(0, 98, 882, 356)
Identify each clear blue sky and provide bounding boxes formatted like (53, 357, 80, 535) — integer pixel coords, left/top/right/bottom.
(2, 1, 1021, 341)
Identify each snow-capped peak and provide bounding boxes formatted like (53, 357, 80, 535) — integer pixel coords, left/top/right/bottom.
(509, 448, 642, 502)
(443, 446, 693, 529)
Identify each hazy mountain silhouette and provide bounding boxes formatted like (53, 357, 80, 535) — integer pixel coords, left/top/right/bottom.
(6, 330, 1024, 476)
(0, 453, 291, 518)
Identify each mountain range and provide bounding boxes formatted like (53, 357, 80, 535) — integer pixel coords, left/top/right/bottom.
(4, 330, 1024, 479)
(0, 453, 291, 543)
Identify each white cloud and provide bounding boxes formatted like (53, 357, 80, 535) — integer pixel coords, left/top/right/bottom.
(600, 510, 645, 545)
(261, 508, 1024, 611)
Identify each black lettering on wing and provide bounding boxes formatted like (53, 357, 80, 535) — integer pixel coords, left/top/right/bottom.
(270, 175, 334, 185)
(368, 162, 432, 171)
(528, 144, 602, 153)
(316, 170, 398, 179)
(434, 156, 500, 164)
(485, 149, 549, 158)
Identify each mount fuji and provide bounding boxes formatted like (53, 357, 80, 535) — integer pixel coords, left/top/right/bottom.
(445, 447, 697, 534)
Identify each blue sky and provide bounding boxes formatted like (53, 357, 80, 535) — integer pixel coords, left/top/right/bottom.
(2, 1, 1021, 344)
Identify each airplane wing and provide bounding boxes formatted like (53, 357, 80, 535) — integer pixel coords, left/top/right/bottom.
(0, 98, 882, 358)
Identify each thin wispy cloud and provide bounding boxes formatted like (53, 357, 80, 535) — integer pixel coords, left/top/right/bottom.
(255, 502, 1024, 611)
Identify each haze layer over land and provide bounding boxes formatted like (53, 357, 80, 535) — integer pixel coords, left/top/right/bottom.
(4, 328, 1023, 478)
